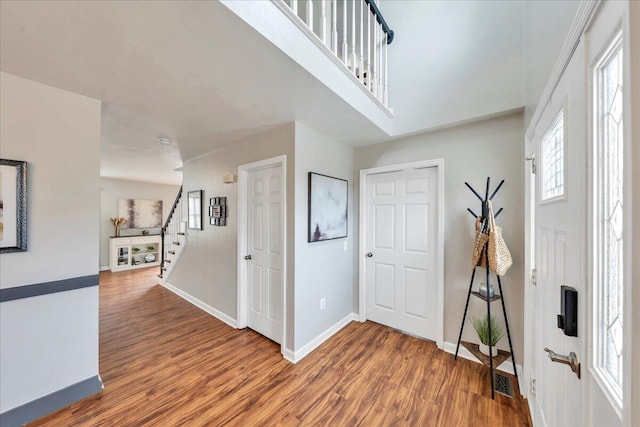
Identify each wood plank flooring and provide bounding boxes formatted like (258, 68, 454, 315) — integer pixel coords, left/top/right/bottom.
(30, 268, 531, 426)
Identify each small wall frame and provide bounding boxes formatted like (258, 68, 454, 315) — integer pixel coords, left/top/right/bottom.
(209, 197, 227, 226)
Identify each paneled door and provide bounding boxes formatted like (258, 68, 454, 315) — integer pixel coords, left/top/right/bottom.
(246, 164, 283, 344)
(531, 2, 629, 425)
(365, 166, 437, 340)
(532, 39, 586, 424)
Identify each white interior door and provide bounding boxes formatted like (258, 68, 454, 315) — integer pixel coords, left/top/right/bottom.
(246, 165, 283, 344)
(365, 166, 437, 340)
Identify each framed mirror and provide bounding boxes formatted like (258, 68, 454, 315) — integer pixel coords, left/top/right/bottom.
(0, 159, 28, 253)
(187, 190, 203, 230)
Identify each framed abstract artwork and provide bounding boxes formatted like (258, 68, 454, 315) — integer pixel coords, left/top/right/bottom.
(308, 172, 348, 242)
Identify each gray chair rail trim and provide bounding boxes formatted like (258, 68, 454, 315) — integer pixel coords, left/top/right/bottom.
(0, 275, 99, 302)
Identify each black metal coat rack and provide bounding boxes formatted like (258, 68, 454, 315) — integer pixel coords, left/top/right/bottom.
(454, 177, 518, 399)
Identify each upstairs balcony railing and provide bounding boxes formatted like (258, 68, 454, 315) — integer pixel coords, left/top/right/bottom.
(277, 0, 394, 108)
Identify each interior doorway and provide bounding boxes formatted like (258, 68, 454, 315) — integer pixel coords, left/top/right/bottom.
(358, 159, 444, 347)
(237, 155, 287, 352)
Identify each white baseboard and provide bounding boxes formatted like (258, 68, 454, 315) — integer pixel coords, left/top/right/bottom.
(443, 341, 523, 380)
(99, 266, 110, 272)
(282, 348, 296, 362)
(161, 281, 237, 329)
(284, 313, 357, 364)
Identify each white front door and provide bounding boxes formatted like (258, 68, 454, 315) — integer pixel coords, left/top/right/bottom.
(532, 2, 628, 423)
(246, 164, 283, 344)
(365, 166, 438, 340)
(533, 37, 586, 425)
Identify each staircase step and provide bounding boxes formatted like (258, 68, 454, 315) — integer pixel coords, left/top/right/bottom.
(172, 242, 180, 245)
(177, 232, 186, 236)
(168, 250, 176, 255)
(157, 274, 163, 279)
(161, 267, 167, 271)
(164, 259, 171, 263)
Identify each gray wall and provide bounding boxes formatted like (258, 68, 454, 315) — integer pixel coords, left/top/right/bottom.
(524, 0, 580, 128)
(168, 122, 356, 353)
(0, 72, 101, 412)
(354, 112, 525, 362)
(293, 122, 354, 350)
(99, 178, 180, 269)
(168, 124, 296, 350)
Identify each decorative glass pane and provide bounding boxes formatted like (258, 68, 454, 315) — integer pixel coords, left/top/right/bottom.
(541, 111, 565, 201)
(594, 36, 624, 403)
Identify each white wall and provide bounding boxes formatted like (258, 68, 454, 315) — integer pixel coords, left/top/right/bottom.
(168, 124, 296, 350)
(0, 72, 101, 412)
(354, 112, 524, 362)
(523, 0, 579, 128)
(99, 178, 180, 269)
(293, 122, 353, 350)
(382, 0, 524, 136)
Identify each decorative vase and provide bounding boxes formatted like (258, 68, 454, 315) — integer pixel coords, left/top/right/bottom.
(479, 343, 498, 357)
(479, 283, 494, 298)
(115, 225, 120, 237)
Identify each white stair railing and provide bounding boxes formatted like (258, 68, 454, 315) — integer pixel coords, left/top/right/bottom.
(280, 0, 394, 108)
(158, 187, 187, 281)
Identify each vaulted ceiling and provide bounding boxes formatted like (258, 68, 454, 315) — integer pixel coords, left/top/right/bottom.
(1, 0, 528, 185)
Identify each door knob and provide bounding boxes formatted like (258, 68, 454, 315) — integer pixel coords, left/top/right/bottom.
(366, 252, 373, 258)
(544, 348, 581, 379)
(244, 255, 252, 260)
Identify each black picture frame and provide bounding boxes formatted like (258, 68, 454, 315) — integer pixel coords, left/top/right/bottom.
(187, 190, 203, 230)
(0, 159, 28, 253)
(308, 172, 348, 242)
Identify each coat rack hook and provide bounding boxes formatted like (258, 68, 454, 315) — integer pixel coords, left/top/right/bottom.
(467, 208, 478, 218)
(484, 177, 491, 202)
(465, 182, 483, 201)
(495, 207, 504, 219)
(490, 180, 505, 200)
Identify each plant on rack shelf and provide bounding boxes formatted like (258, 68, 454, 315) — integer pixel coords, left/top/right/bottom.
(147, 245, 155, 252)
(471, 315, 504, 357)
(132, 247, 140, 253)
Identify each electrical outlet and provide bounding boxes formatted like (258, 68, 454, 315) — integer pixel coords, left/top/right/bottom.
(530, 378, 536, 395)
(320, 298, 326, 310)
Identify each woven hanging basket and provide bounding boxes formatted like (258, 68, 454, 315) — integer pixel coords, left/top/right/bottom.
(487, 201, 512, 276)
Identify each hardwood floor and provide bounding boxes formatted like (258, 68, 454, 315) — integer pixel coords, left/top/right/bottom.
(31, 268, 531, 426)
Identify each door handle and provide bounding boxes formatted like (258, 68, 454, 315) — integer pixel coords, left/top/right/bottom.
(544, 348, 581, 379)
(244, 255, 252, 260)
(366, 252, 373, 258)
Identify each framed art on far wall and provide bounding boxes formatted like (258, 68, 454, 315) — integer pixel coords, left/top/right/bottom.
(0, 159, 27, 253)
(308, 172, 348, 242)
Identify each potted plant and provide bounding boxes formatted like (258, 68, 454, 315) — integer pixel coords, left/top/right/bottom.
(147, 245, 156, 252)
(471, 315, 504, 357)
(132, 247, 140, 253)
